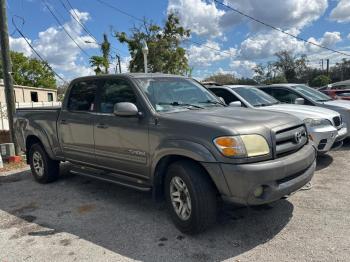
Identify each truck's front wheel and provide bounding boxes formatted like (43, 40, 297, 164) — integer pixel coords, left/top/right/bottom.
(165, 160, 217, 234)
(28, 143, 59, 183)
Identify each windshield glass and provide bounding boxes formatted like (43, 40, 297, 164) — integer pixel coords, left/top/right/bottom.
(136, 77, 224, 112)
(294, 85, 332, 102)
(233, 87, 279, 107)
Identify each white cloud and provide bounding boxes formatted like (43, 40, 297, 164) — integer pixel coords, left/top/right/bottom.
(167, 0, 225, 36)
(330, 0, 350, 23)
(167, 0, 327, 38)
(9, 37, 33, 57)
(223, 0, 328, 31)
(229, 60, 256, 78)
(238, 28, 306, 60)
(187, 40, 236, 66)
(9, 9, 98, 81)
(307, 32, 342, 53)
(348, 33, 350, 40)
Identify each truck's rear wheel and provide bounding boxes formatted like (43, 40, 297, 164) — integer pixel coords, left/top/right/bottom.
(28, 143, 59, 183)
(165, 160, 217, 234)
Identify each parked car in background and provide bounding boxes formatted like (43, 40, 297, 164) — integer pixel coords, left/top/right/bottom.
(15, 74, 316, 234)
(259, 84, 350, 139)
(207, 85, 347, 153)
(319, 80, 350, 100)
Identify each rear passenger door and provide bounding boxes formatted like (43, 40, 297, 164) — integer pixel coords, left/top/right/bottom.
(93, 78, 150, 178)
(58, 80, 98, 164)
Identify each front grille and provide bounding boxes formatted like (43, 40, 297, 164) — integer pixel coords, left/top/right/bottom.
(333, 116, 342, 128)
(274, 125, 307, 158)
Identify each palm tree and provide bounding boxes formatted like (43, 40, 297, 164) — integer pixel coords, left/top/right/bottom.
(89, 56, 105, 75)
(101, 33, 111, 74)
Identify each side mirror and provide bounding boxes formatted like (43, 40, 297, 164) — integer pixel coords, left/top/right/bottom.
(295, 98, 305, 105)
(229, 101, 242, 107)
(113, 102, 139, 116)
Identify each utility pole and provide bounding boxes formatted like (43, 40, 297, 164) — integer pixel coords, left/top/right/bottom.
(0, 0, 20, 155)
(326, 59, 330, 75)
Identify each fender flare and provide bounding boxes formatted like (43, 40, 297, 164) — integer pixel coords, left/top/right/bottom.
(25, 127, 56, 160)
(151, 139, 217, 179)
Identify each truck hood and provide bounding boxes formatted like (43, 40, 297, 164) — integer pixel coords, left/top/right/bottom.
(323, 100, 350, 109)
(161, 107, 300, 131)
(259, 104, 339, 121)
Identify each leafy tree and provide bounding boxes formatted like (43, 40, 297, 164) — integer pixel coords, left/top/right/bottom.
(115, 13, 190, 75)
(310, 75, 331, 87)
(203, 73, 236, 85)
(0, 51, 56, 88)
(89, 55, 105, 75)
(273, 51, 308, 83)
(330, 59, 350, 82)
(253, 63, 285, 84)
(264, 75, 288, 85)
(89, 33, 111, 75)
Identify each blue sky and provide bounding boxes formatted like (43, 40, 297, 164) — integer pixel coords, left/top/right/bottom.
(7, 0, 350, 82)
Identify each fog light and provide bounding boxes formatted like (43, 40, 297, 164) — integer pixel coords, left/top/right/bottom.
(254, 186, 264, 198)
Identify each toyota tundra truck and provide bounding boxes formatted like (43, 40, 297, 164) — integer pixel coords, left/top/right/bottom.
(14, 74, 316, 234)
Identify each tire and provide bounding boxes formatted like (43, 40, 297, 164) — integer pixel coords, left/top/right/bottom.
(28, 143, 60, 183)
(164, 160, 218, 234)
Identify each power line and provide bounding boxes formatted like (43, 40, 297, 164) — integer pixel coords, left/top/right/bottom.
(96, 0, 143, 22)
(59, 0, 128, 56)
(12, 16, 68, 83)
(61, 0, 98, 42)
(214, 0, 350, 58)
(41, 0, 90, 57)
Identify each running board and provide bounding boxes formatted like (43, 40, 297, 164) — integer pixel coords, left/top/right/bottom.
(70, 165, 152, 192)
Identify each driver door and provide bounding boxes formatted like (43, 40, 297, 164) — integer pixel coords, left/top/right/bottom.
(93, 77, 150, 178)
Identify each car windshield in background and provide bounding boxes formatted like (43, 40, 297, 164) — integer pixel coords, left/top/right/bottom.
(294, 85, 332, 102)
(234, 87, 279, 107)
(136, 77, 224, 112)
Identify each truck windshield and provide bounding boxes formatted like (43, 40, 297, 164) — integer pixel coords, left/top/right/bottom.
(294, 85, 333, 102)
(233, 87, 279, 107)
(136, 77, 224, 112)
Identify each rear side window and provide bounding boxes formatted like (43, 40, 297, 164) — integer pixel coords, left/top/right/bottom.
(210, 88, 240, 104)
(263, 88, 300, 104)
(99, 79, 137, 113)
(68, 80, 98, 111)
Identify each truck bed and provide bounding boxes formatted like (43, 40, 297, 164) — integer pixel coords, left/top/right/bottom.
(15, 107, 62, 157)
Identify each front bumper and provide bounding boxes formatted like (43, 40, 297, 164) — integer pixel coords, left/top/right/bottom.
(202, 143, 316, 206)
(335, 125, 348, 142)
(308, 125, 337, 152)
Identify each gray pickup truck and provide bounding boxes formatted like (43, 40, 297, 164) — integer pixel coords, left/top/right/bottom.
(15, 73, 316, 234)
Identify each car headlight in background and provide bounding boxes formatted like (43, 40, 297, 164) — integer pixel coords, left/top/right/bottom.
(303, 118, 332, 127)
(214, 135, 270, 158)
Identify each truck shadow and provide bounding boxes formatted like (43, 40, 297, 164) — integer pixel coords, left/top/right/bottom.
(0, 166, 294, 262)
(316, 154, 333, 171)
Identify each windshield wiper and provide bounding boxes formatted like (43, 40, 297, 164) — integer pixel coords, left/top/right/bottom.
(317, 99, 332, 102)
(255, 103, 273, 107)
(158, 102, 205, 109)
(198, 100, 226, 106)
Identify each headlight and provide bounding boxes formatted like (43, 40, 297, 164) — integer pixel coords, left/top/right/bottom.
(213, 135, 270, 158)
(303, 118, 332, 127)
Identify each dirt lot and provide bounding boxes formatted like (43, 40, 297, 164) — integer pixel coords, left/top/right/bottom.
(1, 143, 350, 262)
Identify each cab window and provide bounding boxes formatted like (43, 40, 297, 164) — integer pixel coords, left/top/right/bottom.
(99, 79, 137, 113)
(68, 80, 98, 111)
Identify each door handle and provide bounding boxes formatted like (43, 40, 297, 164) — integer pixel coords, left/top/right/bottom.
(96, 123, 109, 129)
(60, 119, 68, 125)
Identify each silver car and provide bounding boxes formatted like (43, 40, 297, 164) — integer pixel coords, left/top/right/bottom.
(208, 85, 347, 153)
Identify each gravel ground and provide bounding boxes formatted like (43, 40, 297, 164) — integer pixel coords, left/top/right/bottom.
(1, 142, 350, 262)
